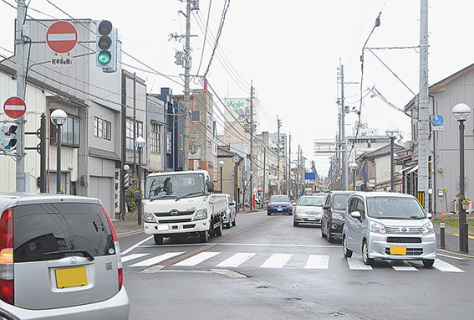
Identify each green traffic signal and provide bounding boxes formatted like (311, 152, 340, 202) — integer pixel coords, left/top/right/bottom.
(98, 51, 111, 65)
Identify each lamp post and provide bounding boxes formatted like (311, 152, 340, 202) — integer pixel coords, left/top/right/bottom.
(51, 109, 67, 194)
(350, 163, 358, 191)
(452, 103, 471, 253)
(386, 127, 399, 192)
(218, 161, 225, 193)
(135, 136, 146, 226)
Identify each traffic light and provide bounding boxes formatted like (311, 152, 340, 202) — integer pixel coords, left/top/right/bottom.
(96, 20, 118, 73)
(0, 124, 18, 152)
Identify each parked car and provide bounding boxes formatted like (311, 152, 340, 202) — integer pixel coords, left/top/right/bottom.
(213, 193, 236, 228)
(267, 195, 293, 215)
(321, 191, 354, 242)
(293, 196, 326, 227)
(0, 193, 130, 319)
(342, 192, 436, 267)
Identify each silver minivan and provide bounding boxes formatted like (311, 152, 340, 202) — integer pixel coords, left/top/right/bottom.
(342, 192, 436, 267)
(0, 194, 129, 320)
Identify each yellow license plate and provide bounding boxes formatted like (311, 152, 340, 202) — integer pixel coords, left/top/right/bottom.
(390, 246, 407, 255)
(56, 266, 88, 288)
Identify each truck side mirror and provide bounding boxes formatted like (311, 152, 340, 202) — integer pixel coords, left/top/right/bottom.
(206, 181, 214, 192)
(134, 190, 141, 202)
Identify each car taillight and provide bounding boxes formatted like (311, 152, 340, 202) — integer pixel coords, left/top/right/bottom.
(102, 206, 123, 290)
(0, 208, 14, 304)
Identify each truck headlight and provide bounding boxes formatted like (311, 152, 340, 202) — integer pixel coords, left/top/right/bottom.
(369, 221, 386, 234)
(194, 209, 207, 221)
(422, 221, 435, 234)
(144, 212, 156, 223)
(332, 212, 343, 220)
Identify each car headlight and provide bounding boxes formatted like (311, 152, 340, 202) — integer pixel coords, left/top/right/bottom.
(422, 221, 435, 234)
(296, 209, 304, 215)
(369, 221, 386, 234)
(194, 209, 208, 221)
(332, 212, 343, 220)
(144, 212, 156, 223)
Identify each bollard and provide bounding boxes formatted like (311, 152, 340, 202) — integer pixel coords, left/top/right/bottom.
(440, 222, 445, 249)
(464, 222, 469, 253)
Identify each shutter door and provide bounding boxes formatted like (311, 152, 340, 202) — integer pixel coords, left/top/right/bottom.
(90, 177, 115, 218)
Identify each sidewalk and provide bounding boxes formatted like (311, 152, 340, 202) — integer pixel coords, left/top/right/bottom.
(434, 223, 474, 259)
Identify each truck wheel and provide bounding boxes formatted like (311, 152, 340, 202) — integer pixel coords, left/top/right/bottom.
(154, 235, 163, 245)
(199, 231, 209, 243)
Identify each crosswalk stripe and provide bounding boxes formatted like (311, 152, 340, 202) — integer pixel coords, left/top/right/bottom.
(346, 257, 373, 270)
(175, 252, 221, 266)
(217, 253, 256, 268)
(261, 254, 292, 268)
(305, 255, 329, 269)
(434, 259, 464, 272)
(129, 252, 185, 267)
(389, 261, 418, 271)
(121, 253, 150, 263)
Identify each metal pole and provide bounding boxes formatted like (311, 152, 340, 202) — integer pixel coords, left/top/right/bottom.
(133, 73, 137, 180)
(182, 0, 192, 171)
(458, 120, 468, 252)
(249, 82, 254, 210)
(390, 136, 395, 192)
(277, 116, 281, 194)
(56, 125, 62, 193)
(40, 114, 47, 193)
(220, 166, 223, 193)
(138, 146, 142, 226)
(16, 0, 27, 192)
(234, 161, 238, 212)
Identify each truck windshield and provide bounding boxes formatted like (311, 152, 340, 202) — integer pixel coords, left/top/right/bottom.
(145, 173, 205, 200)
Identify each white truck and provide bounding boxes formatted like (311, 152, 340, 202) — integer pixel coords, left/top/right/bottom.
(142, 170, 227, 244)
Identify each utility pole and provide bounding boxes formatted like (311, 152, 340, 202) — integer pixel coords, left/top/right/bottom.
(338, 60, 348, 190)
(15, 0, 27, 192)
(277, 116, 282, 194)
(262, 148, 266, 207)
(182, 0, 192, 171)
(418, 0, 429, 210)
(249, 82, 254, 210)
(288, 133, 291, 197)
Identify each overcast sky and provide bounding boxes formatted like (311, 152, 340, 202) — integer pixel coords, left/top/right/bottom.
(1, 0, 474, 176)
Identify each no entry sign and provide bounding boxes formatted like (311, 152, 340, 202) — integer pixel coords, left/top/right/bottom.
(46, 21, 78, 54)
(3, 97, 26, 119)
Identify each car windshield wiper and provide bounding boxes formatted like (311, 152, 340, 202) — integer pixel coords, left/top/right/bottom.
(176, 190, 205, 201)
(43, 249, 95, 261)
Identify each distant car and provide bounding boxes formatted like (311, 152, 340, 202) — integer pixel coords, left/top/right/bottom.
(213, 194, 236, 228)
(293, 196, 326, 227)
(267, 195, 293, 215)
(321, 191, 354, 242)
(342, 192, 436, 267)
(0, 193, 130, 319)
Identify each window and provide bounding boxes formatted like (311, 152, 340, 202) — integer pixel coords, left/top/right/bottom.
(126, 118, 144, 150)
(151, 123, 161, 154)
(179, 134, 184, 151)
(50, 112, 79, 147)
(166, 132, 172, 154)
(94, 117, 111, 140)
(191, 110, 201, 122)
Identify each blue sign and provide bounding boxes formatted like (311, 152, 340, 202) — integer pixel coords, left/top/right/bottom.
(305, 172, 316, 180)
(432, 114, 444, 126)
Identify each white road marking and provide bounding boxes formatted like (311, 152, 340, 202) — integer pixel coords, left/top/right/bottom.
(129, 252, 185, 267)
(389, 261, 418, 271)
(175, 252, 221, 266)
(434, 259, 464, 272)
(121, 253, 150, 263)
(346, 257, 373, 270)
(122, 235, 153, 255)
(217, 253, 256, 268)
(260, 254, 292, 268)
(305, 255, 329, 269)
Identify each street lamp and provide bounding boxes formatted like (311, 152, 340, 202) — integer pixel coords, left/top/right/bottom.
(218, 161, 225, 193)
(386, 127, 399, 192)
(51, 109, 67, 194)
(135, 136, 146, 226)
(452, 103, 471, 253)
(350, 163, 358, 191)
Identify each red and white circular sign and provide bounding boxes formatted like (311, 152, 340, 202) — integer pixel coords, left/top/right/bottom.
(46, 21, 78, 54)
(3, 97, 26, 119)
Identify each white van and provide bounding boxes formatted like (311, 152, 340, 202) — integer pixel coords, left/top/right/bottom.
(342, 192, 436, 268)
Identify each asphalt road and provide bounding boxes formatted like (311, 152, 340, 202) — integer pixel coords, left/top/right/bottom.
(119, 211, 474, 320)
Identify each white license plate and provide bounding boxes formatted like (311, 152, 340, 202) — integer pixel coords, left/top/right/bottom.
(308, 216, 316, 221)
(157, 224, 169, 231)
(277, 208, 283, 211)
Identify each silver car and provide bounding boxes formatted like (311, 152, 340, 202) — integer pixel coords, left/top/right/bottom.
(213, 194, 236, 228)
(342, 192, 436, 267)
(293, 196, 326, 227)
(0, 193, 129, 320)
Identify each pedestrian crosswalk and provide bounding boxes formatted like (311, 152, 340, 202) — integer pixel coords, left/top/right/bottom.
(121, 251, 466, 273)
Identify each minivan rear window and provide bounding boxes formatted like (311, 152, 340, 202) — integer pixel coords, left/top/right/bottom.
(12, 203, 115, 263)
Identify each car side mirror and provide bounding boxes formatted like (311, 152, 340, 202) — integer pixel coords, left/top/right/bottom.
(291, 201, 296, 206)
(427, 212, 432, 219)
(229, 201, 235, 206)
(206, 181, 214, 192)
(323, 205, 329, 210)
(350, 211, 361, 219)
